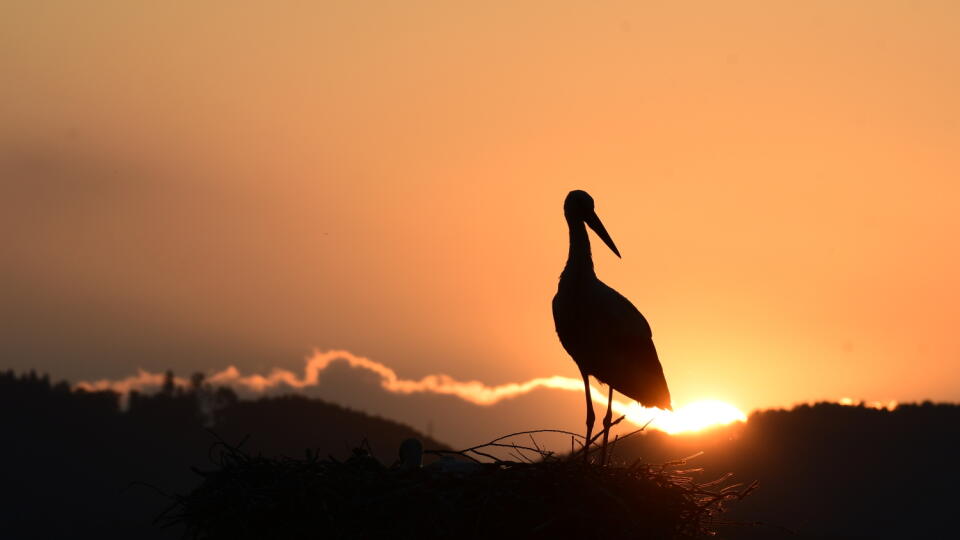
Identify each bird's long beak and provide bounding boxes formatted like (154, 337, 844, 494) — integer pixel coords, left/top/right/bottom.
(585, 211, 621, 258)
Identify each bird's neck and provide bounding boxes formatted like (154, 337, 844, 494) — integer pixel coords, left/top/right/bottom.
(562, 218, 595, 281)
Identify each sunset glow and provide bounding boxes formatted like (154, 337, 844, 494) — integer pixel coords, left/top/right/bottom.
(839, 397, 899, 411)
(5, 3, 960, 538)
(5, 2, 959, 426)
(641, 400, 748, 435)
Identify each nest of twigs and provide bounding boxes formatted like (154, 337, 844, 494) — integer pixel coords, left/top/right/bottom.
(159, 426, 755, 540)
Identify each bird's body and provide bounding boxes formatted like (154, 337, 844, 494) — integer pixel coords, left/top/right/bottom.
(552, 190, 671, 462)
(553, 278, 670, 409)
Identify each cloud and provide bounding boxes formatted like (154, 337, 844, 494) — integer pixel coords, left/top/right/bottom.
(76, 349, 749, 436)
(76, 369, 190, 396)
(76, 349, 587, 404)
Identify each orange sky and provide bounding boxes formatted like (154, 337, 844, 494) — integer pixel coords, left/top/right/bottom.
(2, 1, 959, 418)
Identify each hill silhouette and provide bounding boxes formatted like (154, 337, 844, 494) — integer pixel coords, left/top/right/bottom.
(611, 401, 960, 538)
(0, 370, 448, 539)
(2, 369, 958, 538)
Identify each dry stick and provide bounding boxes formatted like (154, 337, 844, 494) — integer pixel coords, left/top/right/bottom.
(425, 419, 664, 465)
(502, 443, 530, 464)
(572, 413, 660, 465)
(427, 428, 585, 464)
(606, 433, 621, 465)
(602, 414, 659, 457)
(658, 451, 706, 473)
(512, 441, 542, 463)
(527, 434, 544, 454)
(470, 449, 500, 462)
(423, 449, 483, 463)
(569, 414, 627, 461)
(205, 430, 250, 465)
(506, 443, 533, 463)
(473, 428, 585, 448)
(472, 442, 551, 458)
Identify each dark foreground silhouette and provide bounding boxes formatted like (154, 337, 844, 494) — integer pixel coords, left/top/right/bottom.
(164, 435, 745, 539)
(0, 370, 447, 539)
(2, 369, 958, 538)
(613, 402, 960, 538)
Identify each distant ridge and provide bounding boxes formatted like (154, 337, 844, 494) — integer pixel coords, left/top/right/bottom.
(0, 369, 449, 539)
(4, 368, 959, 539)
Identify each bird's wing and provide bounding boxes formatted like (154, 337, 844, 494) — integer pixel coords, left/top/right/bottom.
(588, 282, 672, 410)
(593, 282, 653, 338)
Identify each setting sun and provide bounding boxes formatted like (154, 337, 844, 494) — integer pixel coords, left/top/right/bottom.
(623, 400, 748, 435)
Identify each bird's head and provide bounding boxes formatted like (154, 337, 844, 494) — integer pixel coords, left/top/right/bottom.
(564, 190, 621, 258)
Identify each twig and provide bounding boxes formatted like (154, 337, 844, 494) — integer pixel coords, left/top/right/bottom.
(427, 428, 581, 464)
(569, 414, 628, 461)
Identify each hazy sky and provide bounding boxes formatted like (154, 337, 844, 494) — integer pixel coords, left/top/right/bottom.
(2, 1, 959, 418)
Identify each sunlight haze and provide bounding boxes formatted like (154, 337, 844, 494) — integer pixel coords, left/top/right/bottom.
(3, 1, 959, 427)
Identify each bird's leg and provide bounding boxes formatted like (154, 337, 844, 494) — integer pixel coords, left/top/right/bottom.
(600, 385, 614, 466)
(582, 373, 595, 464)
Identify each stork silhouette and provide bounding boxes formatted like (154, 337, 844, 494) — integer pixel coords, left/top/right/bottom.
(552, 190, 671, 464)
